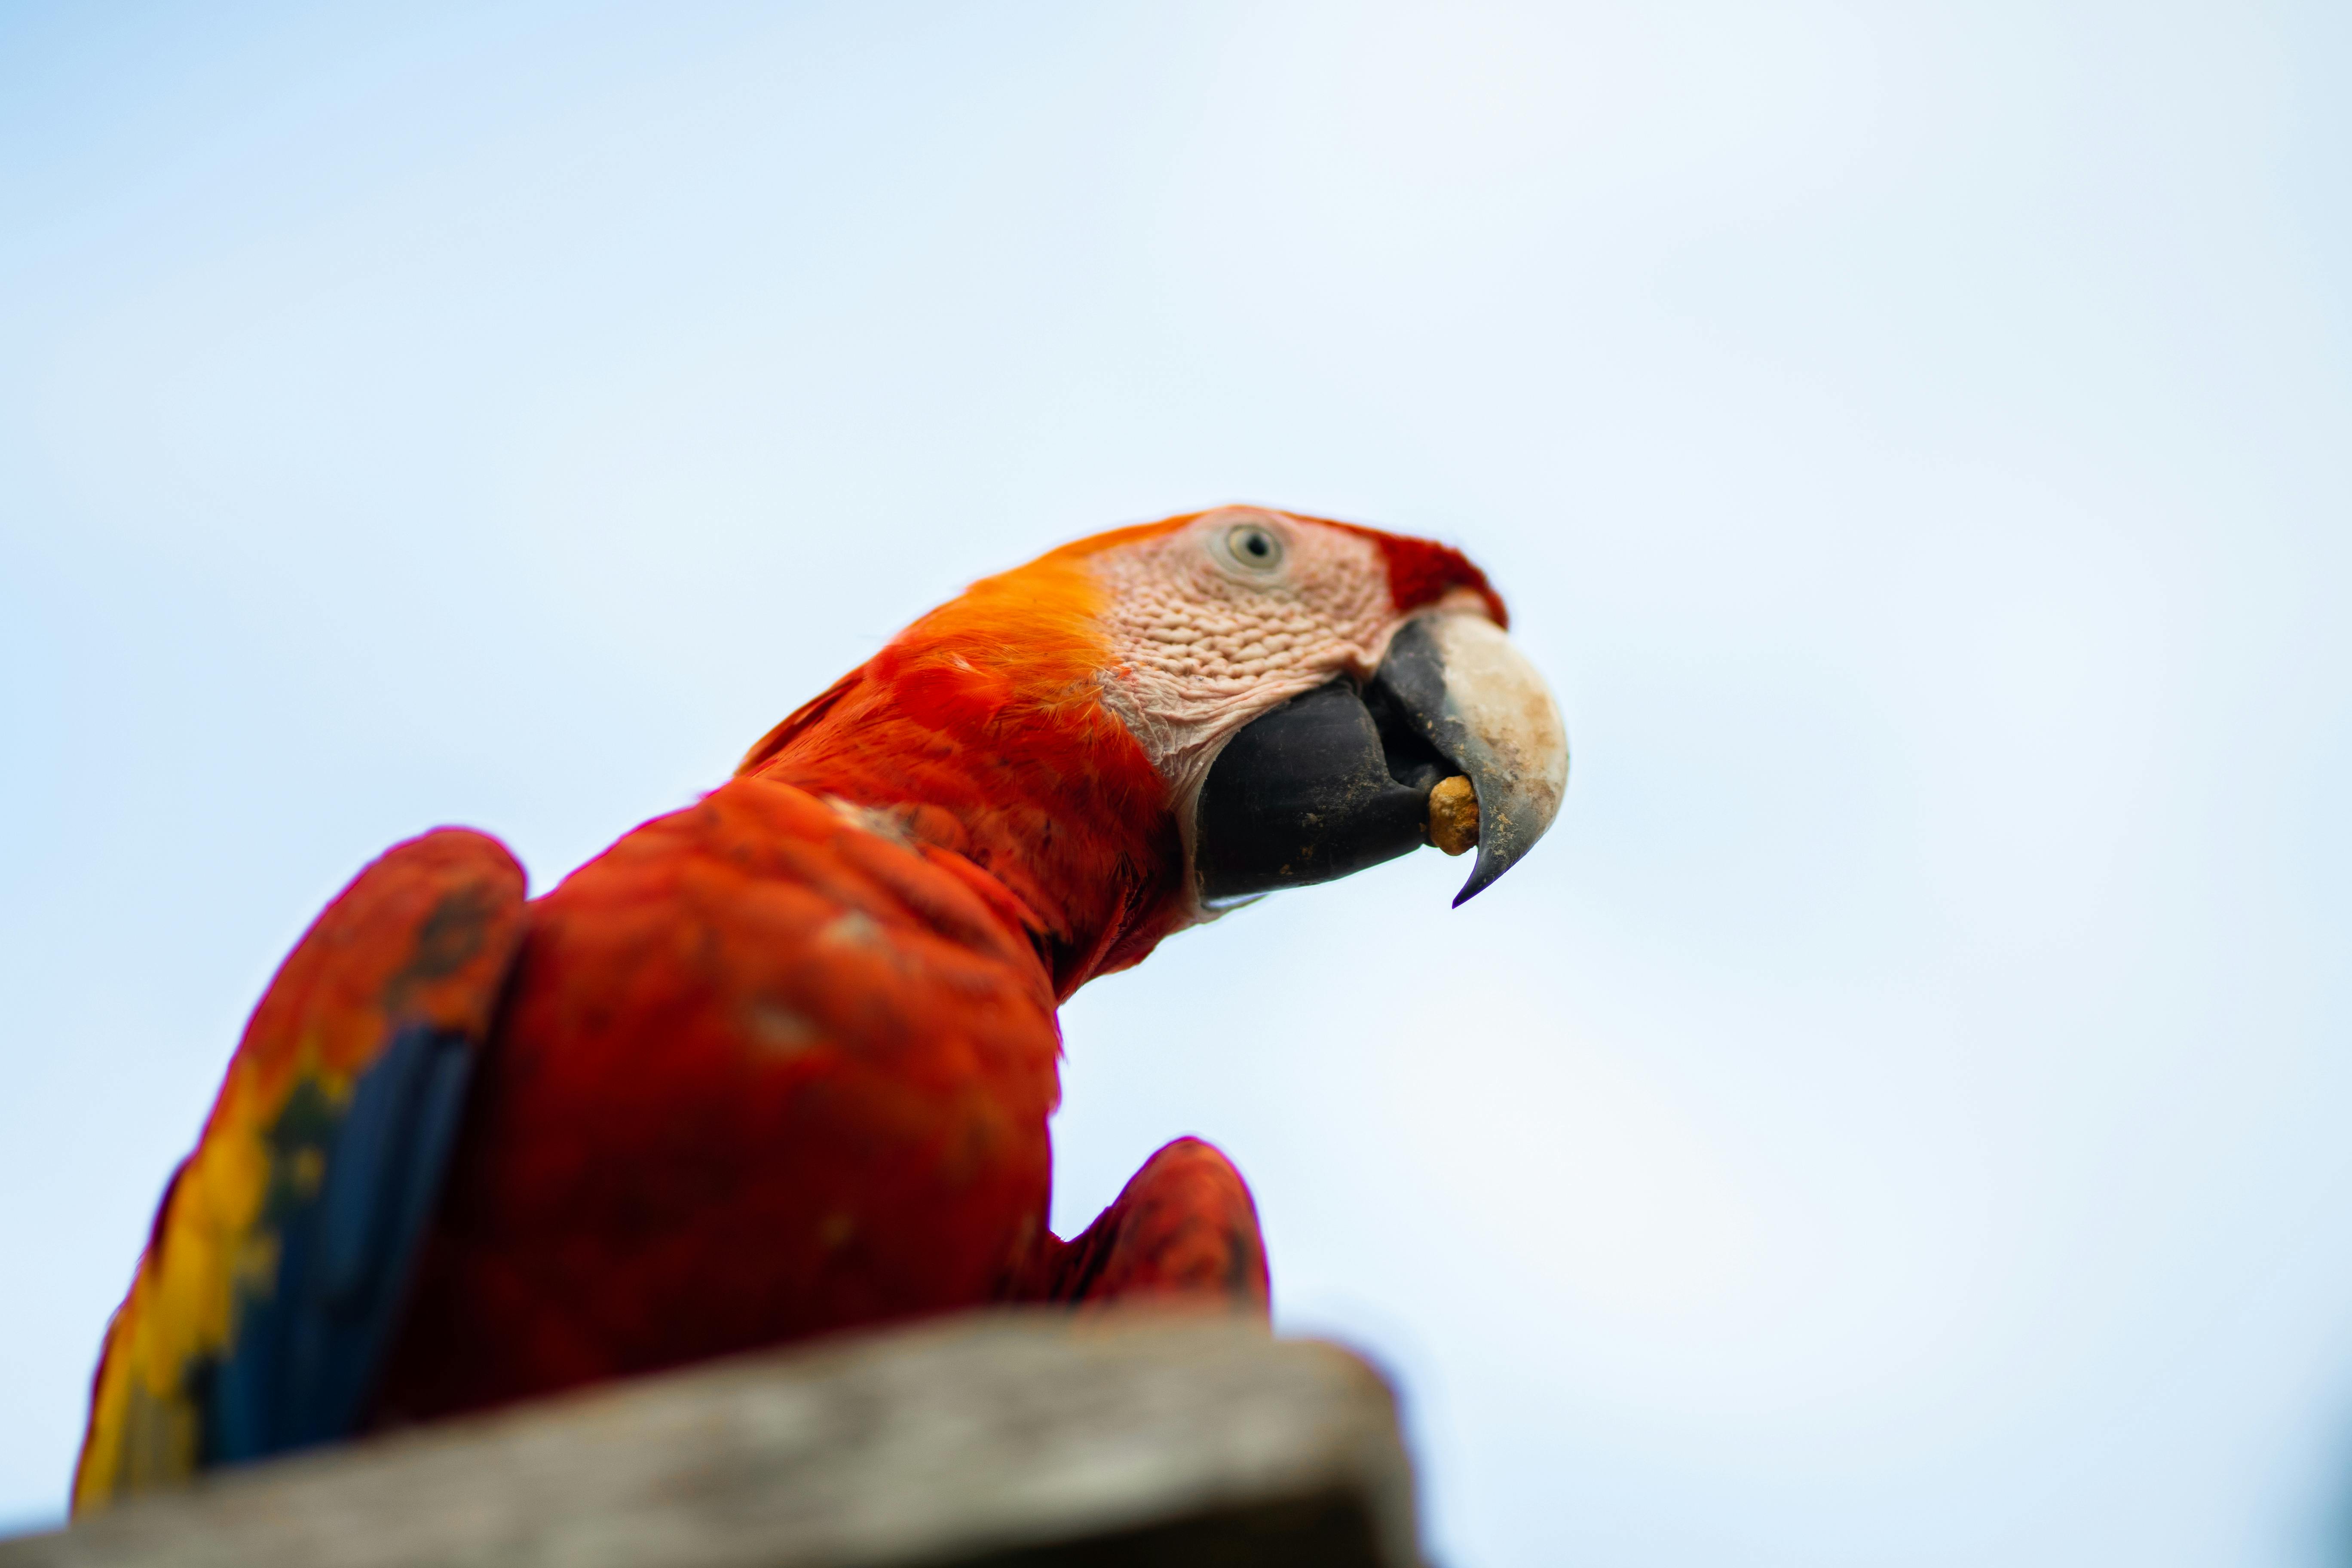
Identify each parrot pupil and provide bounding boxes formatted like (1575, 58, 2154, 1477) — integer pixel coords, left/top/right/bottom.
(1226, 524, 1281, 569)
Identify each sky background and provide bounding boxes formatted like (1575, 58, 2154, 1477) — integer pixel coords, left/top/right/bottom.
(2, 3, 2348, 1563)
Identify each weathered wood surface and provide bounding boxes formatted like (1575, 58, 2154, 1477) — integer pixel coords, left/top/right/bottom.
(4, 1310, 1420, 1568)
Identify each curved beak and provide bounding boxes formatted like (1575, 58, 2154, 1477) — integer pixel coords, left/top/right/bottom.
(1192, 613, 1569, 906)
(1370, 614, 1570, 905)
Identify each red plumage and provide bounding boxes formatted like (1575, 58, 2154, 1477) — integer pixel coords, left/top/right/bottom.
(78, 506, 1535, 1500)
(371, 538, 1248, 1422)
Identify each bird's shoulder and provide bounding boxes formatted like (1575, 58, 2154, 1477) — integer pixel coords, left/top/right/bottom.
(514, 778, 1064, 1076)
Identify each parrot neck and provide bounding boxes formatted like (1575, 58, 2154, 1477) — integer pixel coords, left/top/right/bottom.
(737, 597, 1186, 1001)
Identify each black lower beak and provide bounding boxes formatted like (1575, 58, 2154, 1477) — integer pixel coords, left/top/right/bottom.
(1191, 677, 1449, 903)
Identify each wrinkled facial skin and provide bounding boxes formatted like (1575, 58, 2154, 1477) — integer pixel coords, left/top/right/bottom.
(1086, 506, 1484, 812)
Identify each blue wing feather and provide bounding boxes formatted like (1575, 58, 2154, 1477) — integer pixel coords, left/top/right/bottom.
(204, 1024, 476, 1464)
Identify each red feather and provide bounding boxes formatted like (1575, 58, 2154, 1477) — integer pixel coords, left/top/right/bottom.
(372, 545, 1200, 1423)
(83, 509, 1492, 1480)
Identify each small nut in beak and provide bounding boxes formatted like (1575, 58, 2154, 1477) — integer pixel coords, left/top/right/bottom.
(1426, 775, 1479, 857)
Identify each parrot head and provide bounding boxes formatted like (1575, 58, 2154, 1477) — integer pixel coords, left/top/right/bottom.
(741, 506, 1568, 995)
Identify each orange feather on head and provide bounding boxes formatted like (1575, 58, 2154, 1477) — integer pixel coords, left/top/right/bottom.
(738, 525, 1194, 998)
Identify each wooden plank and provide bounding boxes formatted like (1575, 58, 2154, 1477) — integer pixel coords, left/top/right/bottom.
(6, 1311, 1421, 1568)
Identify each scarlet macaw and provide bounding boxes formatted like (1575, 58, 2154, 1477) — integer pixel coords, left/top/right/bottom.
(72, 506, 1568, 1511)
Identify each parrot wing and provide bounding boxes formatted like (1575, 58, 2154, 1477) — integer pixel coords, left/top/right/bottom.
(73, 828, 527, 1512)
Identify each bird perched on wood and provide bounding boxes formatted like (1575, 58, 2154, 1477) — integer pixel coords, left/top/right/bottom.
(72, 505, 1568, 1512)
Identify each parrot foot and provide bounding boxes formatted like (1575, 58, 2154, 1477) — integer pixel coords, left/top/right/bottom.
(1033, 1138, 1270, 1317)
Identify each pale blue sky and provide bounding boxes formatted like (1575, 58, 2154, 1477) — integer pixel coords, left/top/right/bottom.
(3, 3, 2348, 1563)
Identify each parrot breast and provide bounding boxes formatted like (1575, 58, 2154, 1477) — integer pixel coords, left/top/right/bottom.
(369, 777, 1072, 1422)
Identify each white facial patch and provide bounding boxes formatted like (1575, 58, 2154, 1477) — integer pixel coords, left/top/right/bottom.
(1085, 507, 1398, 817)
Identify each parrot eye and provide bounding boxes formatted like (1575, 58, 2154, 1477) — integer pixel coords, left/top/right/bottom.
(1217, 523, 1286, 575)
